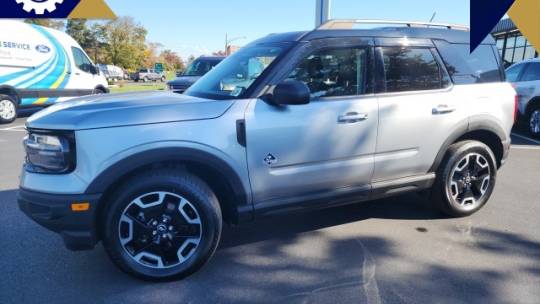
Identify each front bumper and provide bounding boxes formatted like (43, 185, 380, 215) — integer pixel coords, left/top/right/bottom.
(18, 188, 102, 251)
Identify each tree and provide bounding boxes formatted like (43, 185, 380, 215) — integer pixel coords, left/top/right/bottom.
(159, 49, 184, 71)
(143, 42, 162, 68)
(87, 23, 109, 64)
(102, 16, 147, 70)
(66, 19, 91, 49)
(25, 19, 64, 30)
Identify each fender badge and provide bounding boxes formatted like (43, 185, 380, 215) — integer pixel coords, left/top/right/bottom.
(263, 153, 277, 166)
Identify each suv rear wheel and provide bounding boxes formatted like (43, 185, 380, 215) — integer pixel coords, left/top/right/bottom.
(0, 95, 17, 124)
(102, 168, 222, 281)
(527, 106, 540, 138)
(430, 140, 497, 217)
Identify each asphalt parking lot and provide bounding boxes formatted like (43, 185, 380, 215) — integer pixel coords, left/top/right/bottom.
(1, 114, 539, 304)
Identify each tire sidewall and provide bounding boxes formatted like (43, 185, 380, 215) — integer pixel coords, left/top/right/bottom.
(0, 95, 18, 124)
(527, 107, 540, 138)
(441, 142, 497, 216)
(103, 172, 221, 280)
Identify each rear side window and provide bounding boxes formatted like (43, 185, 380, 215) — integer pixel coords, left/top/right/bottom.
(380, 47, 442, 93)
(434, 41, 502, 84)
(521, 63, 540, 81)
(506, 64, 525, 82)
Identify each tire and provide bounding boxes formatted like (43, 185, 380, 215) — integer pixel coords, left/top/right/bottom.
(526, 106, 540, 138)
(161, 76, 166, 82)
(0, 95, 18, 124)
(102, 168, 222, 281)
(93, 88, 107, 95)
(430, 140, 497, 217)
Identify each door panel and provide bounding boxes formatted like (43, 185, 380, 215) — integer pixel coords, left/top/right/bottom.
(373, 46, 463, 181)
(374, 90, 464, 181)
(246, 97, 378, 203)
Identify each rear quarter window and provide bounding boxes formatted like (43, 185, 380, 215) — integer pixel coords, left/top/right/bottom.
(434, 41, 502, 84)
(506, 64, 525, 82)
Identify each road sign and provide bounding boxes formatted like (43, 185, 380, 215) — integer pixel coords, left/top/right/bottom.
(155, 63, 164, 73)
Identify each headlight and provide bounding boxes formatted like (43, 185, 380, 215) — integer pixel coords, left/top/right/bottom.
(166, 84, 173, 91)
(24, 130, 76, 174)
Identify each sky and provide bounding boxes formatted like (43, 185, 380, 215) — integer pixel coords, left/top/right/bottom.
(107, 0, 470, 59)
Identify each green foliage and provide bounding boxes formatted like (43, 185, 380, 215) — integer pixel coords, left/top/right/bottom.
(29, 16, 193, 73)
(102, 16, 147, 70)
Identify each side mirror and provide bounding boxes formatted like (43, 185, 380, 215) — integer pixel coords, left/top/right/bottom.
(271, 79, 310, 105)
(90, 65, 99, 75)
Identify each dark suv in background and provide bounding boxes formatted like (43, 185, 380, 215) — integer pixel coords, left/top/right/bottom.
(167, 56, 225, 93)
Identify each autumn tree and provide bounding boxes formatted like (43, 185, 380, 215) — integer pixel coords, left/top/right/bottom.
(102, 16, 147, 70)
(159, 49, 184, 71)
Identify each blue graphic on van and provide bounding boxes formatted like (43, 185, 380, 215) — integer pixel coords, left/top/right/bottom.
(35, 44, 51, 53)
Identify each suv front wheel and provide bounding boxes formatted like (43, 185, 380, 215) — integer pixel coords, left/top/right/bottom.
(102, 168, 222, 281)
(430, 141, 497, 217)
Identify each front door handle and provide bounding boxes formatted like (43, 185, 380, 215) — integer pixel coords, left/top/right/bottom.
(432, 104, 456, 115)
(338, 112, 368, 123)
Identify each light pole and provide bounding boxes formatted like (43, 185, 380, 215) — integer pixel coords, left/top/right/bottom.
(225, 34, 246, 55)
(315, 0, 331, 27)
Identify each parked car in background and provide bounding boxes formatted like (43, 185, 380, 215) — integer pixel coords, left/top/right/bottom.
(506, 58, 540, 137)
(167, 56, 225, 93)
(0, 20, 108, 123)
(131, 68, 166, 82)
(19, 20, 514, 281)
(98, 64, 125, 82)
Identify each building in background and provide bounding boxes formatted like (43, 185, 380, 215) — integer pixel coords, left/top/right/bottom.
(492, 18, 538, 67)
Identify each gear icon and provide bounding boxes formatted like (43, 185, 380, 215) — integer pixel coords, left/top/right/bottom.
(15, 0, 64, 15)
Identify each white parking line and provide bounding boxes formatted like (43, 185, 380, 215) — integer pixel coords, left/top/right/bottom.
(511, 132, 540, 145)
(511, 145, 540, 150)
(0, 125, 26, 132)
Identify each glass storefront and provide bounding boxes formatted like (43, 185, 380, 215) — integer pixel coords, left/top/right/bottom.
(493, 31, 538, 67)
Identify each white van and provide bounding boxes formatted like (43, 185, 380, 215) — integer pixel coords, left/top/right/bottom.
(0, 20, 108, 123)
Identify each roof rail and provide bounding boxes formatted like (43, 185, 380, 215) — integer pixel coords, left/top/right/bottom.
(318, 19, 470, 31)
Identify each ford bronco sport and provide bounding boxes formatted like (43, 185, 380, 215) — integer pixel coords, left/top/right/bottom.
(18, 20, 516, 281)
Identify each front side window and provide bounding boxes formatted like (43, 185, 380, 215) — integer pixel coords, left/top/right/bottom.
(521, 63, 540, 82)
(381, 47, 442, 93)
(185, 44, 287, 99)
(287, 47, 369, 98)
(183, 59, 222, 77)
(506, 64, 525, 82)
(71, 47, 93, 73)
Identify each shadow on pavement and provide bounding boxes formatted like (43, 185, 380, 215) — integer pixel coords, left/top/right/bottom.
(1, 188, 540, 303)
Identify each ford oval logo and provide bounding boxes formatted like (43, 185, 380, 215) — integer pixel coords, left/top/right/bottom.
(35, 45, 51, 54)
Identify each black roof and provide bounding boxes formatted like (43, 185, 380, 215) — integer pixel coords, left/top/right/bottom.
(198, 55, 226, 60)
(491, 18, 517, 35)
(252, 27, 492, 46)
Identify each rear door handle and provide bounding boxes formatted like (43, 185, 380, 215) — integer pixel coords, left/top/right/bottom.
(432, 104, 456, 115)
(338, 112, 368, 123)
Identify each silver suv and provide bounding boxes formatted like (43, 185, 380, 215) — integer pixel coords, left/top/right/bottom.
(506, 58, 540, 137)
(18, 20, 516, 281)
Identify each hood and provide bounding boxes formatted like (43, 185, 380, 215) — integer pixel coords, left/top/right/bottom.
(27, 91, 233, 131)
(168, 76, 201, 86)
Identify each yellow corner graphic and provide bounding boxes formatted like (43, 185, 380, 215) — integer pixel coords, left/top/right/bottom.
(68, 0, 116, 19)
(508, 0, 540, 54)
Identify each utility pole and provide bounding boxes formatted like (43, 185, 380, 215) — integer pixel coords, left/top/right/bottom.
(224, 34, 246, 55)
(315, 0, 331, 27)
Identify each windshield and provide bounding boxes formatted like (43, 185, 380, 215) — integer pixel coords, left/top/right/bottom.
(185, 44, 288, 99)
(183, 59, 222, 77)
